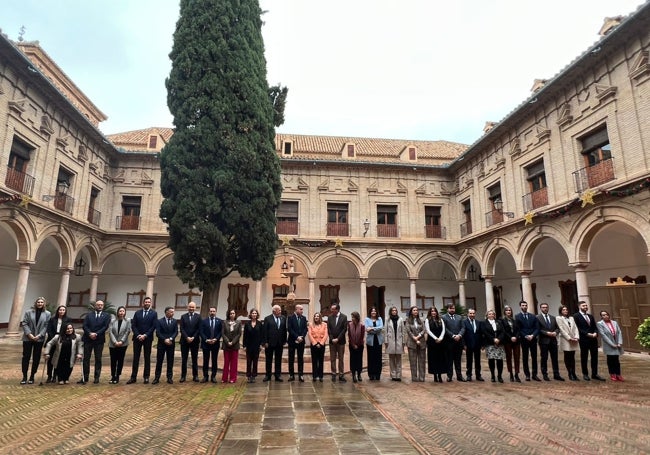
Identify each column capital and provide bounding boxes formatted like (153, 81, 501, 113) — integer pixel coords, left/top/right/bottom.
(517, 269, 533, 276)
(358, 276, 368, 281)
(456, 279, 467, 284)
(59, 267, 73, 273)
(568, 262, 590, 270)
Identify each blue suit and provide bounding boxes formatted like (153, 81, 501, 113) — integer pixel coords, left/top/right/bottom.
(200, 317, 223, 380)
(463, 318, 484, 379)
(129, 308, 158, 381)
(287, 313, 308, 377)
(154, 317, 178, 380)
(82, 311, 111, 381)
(515, 311, 539, 379)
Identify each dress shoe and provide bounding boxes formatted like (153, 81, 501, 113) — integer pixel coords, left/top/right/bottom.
(616, 375, 624, 382)
(525, 376, 531, 381)
(543, 375, 550, 381)
(275, 376, 283, 382)
(491, 377, 496, 382)
(583, 375, 591, 381)
(193, 377, 200, 382)
(592, 375, 606, 381)
(299, 375, 305, 382)
(313, 377, 317, 382)
(610, 374, 618, 381)
(179, 377, 186, 383)
(466, 376, 473, 382)
(509, 373, 514, 382)
(447, 377, 453, 382)
(332, 374, 337, 382)
(143, 378, 149, 384)
(20, 379, 27, 385)
(532, 376, 542, 382)
(167, 378, 174, 384)
(211, 378, 218, 383)
(93, 378, 100, 384)
(262, 376, 271, 382)
(395, 378, 401, 382)
(515, 374, 521, 383)
(288, 375, 295, 382)
(352, 376, 358, 383)
(58, 381, 64, 385)
(356, 375, 362, 382)
(339, 375, 346, 382)
(151, 378, 160, 384)
(28, 379, 34, 384)
(200, 377, 209, 383)
(476, 376, 485, 382)
(457, 377, 466, 382)
(498, 377, 504, 383)
(319, 377, 323, 382)
(46, 377, 52, 384)
(77, 379, 87, 384)
(554, 376, 565, 381)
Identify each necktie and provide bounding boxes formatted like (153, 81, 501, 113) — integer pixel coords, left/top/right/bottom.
(210, 318, 214, 337)
(96, 312, 100, 319)
(297, 316, 300, 329)
(168, 319, 172, 326)
(276, 317, 280, 328)
(452, 314, 455, 321)
(545, 315, 550, 327)
(144, 310, 148, 318)
(471, 320, 476, 333)
(584, 313, 590, 324)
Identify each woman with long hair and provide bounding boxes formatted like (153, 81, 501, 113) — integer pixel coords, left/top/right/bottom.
(384, 306, 405, 381)
(243, 308, 263, 383)
(44, 323, 82, 384)
(348, 311, 365, 383)
(424, 306, 446, 383)
(221, 309, 242, 383)
(109, 306, 131, 384)
(556, 305, 580, 380)
(364, 307, 384, 381)
(501, 305, 521, 382)
(308, 312, 328, 382)
(405, 306, 426, 382)
(45, 305, 71, 383)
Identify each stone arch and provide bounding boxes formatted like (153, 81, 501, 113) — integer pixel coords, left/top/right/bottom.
(458, 247, 483, 281)
(413, 250, 460, 279)
(364, 249, 413, 278)
(32, 230, 74, 269)
(483, 238, 518, 275)
(518, 224, 572, 270)
(72, 238, 101, 273)
(0, 214, 34, 261)
(98, 242, 150, 272)
(311, 249, 363, 278)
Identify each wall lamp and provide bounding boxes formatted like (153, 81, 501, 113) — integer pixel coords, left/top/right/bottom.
(42, 180, 69, 202)
(468, 265, 477, 281)
(363, 219, 370, 237)
(74, 257, 86, 276)
(493, 198, 515, 218)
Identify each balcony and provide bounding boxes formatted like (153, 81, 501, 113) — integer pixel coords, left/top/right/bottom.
(5, 166, 35, 196)
(87, 208, 101, 227)
(54, 194, 74, 214)
(460, 221, 472, 237)
(116, 215, 140, 230)
(424, 225, 446, 239)
(377, 224, 398, 238)
(523, 187, 548, 212)
(572, 158, 615, 193)
(276, 220, 299, 236)
(485, 209, 503, 227)
(326, 222, 349, 237)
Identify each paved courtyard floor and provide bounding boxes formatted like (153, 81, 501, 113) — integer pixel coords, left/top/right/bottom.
(1, 337, 648, 454)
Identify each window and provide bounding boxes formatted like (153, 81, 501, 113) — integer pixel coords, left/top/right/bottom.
(88, 187, 101, 226)
(347, 144, 355, 157)
(283, 141, 293, 156)
(54, 168, 74, 214)
(327, 203, 349, 236)
(68, 290, 107, 307)
(6, 136, 35, 195)
(319, 284, 340, 316)
(148, 135, 158, 149)
(227, 284, 249, 318)
(461, 200, 472, 236)
(574, 126, 615, 191)
(127, 290, 156, 308)
(119, 196, 141, 230)
(400, 295, 434, 311)
(424, 206, 442, 238)
(581, 127, 611, 166)
(175, 290, 201, 309)
(272, 284, 290, 298)
(276, 200, 299, 235)
(377, 204, 398, 237)
(409, 147, 416, 160)
(486, 184, 503, 226)
(524, 160, 548, 210)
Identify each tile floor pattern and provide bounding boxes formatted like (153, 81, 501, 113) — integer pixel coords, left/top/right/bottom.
(217, 379, 417, 455)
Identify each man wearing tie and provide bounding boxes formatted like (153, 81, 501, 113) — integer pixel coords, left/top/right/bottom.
(153, 307, 178, 384)
(127, 296, 157, 384)
(462, 308, 484, 381)
(574, 301, 605, 381)
(327, 303, 348, 382)
(81, 300, 111, 384)
(537, 303, 564, 381)
(442, 303, 466, 382)
(262, 304, 287, 381)
(200, 306, 222, 383)
(287, 304, 308, 382)
(179, 301, 202, 382)
(515, 300, 540, 381)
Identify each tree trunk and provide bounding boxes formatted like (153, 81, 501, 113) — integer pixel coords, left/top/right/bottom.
(199, 278, 222, 318)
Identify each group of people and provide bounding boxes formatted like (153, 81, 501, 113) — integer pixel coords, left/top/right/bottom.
(20, 296, 625, 385)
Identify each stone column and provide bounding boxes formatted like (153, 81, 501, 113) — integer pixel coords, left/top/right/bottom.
(458, 280, 466, 308)
(484, 275, 495, 312)
(89, 272, 100, 302)
(409, 279, 417, 308)
(6, 262, 32, 337)
(360, 277, 368, 317)
(255, 280, 262, 312)
(56, 268, 72, 307)
(520, 270, 534, 307)
(146, 275, 155, 300)
(570, 263, 591, 306)
(309, 277, 315, 321)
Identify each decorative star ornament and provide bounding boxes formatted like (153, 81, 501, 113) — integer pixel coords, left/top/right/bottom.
(580, 189, 596, 207)
(280, 236, 291, 246)
(524, 211, 535, 226)
(334, 238, 344, 248)
(19, 195, 31, 208)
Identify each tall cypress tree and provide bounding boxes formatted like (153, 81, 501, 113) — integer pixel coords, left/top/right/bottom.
(161, 0, 282, 315)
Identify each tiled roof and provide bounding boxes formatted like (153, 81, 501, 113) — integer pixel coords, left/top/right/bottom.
(106, 127, 174, 147)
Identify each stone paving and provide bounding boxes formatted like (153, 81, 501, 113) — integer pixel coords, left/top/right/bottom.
(1, 335, 649, 454)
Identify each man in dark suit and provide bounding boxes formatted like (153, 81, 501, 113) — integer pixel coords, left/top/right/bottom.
(200, 306, 222, 383)
(287, 304, 308, 382)
(515, 300, 540, 381)
(179, 301, 202, 382)
(327, 303, 348, 382)
(152, 306, 178, 384)
(262, 304, 287, 381)
(574, 300, 605, 381)
(463, 308, 484, 381)
(81, 300, 111, 384)
(537, 302, 564, 381)
(20, 297, 51, 384)
(127, 296, 157, 384)
(442, 303, 466, 382)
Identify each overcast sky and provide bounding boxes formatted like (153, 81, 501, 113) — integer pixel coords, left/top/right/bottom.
(1, 0, 645, 145)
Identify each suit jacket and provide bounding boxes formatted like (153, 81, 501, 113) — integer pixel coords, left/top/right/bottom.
(287, 313, 308, 344)
(404, 318, 425, 350)
(597, 320, 624, 356)
(481, 319, 505, 346)
(82, 311, 111, 344)
(109, 318, 132, 348)
(384, 317, 405, 354)
(536, 313, 559, 345)
(131, 308, 158, 340)
(463, 318, 484, 349)
(573, 311, 598, 343)
(21, 309, 51, 342)
(515, 312, 539, 341)
(200, 317, 223, 350)
(46, 315, 72, 339)
(156, 317, 178, 346)
(327, 312, 348, 345)
(263, 314, 287, 347)
(222, 320, 242, 351)
(180, 312, 202, 344)
(243, 320, 264, 350)
(442, 313, 465, 343)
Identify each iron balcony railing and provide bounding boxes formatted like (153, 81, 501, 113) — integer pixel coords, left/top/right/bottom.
(5, 166, 35, 196)
(522, 187, 549, 212)
(572, 158, 615, 193)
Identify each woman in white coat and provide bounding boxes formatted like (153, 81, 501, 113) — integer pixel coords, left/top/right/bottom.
(556, 305, 580, 381)
(384, 306, 405, 381)
(44, 323, 83, 384)
(597, 310, 625, 381)
(109, 306, 131, 384)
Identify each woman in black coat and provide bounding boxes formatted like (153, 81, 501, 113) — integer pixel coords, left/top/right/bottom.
(45, 305, 72, 382)
(481, 310, 506, 383)
(243, 309, 263, 383)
